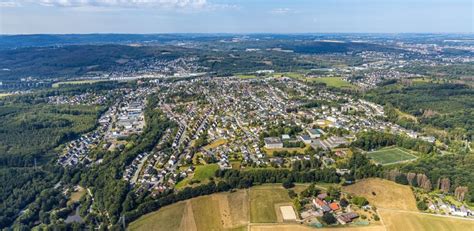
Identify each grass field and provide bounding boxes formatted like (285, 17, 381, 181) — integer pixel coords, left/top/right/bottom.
(366, 147, 418, 165)
(129, 190, 249, 231)
(52, 79, 108, 88)
(249, 185, 293, 223)
(193, 164, 219, 181)
(204, 139, 228, 150)
(129, 201, 186, 231)
(0, 93, 12, 98)
(130, 179, 474, 230)
(264, 145, 309, 156)
(237, 74, 258, 79)
(305, 77, 354, 88)
(250, 224, 385, 231)
(379, 209, 474, 231)
(343, 178, 418, 211)
(67, 186, 86, 205)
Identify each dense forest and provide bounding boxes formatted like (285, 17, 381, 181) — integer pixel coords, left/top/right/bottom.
(352, 131, 434, 154)
(400, 154, 474, 203)
(365, 83, 474, 142)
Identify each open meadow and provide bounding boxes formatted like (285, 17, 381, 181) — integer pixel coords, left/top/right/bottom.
(343, 178, 418, 211)
(379, 209, 474, 231)
(52, 79, 109, 88)
(129, 190, 249, 231)
(344, 178, 474, 230)
(305, 77, 354, 88)
(249, 185, 294, 223)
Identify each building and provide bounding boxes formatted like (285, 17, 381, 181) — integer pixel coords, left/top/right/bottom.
(313, 198, 331, 213)
(336, 212, 359, 224)
(264, 137, 283, 149)
(307, 128, 322, 138)
(299, 135, 312, 144)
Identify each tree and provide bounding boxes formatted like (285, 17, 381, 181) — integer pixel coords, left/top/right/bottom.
(288, 190, 297, 199)
(340, 198, 349, 208)
(282, 178, 295, 189)
(327, 186, 341, 199)
(351, 196, 369, 207)
(321, 212, 337, 225)
(417, 200, 428, 211)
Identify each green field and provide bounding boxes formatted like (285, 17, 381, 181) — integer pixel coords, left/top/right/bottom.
(0, 93, 12, 98)
(52, 79, 108, 88)
(129, 190, 249, 231)
(128, 201, 186, 231)
(249, 185, 293, 223)
(193, 164, 219, 181)
(367, 147, 418, 165)
(237, 74, 258, 79)
(306, 77, 354, 88)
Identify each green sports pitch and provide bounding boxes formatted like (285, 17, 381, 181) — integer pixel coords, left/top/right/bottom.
(366, 147, 418, 165)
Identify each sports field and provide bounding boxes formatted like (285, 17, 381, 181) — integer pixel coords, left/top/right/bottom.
(366, 147, 417, 165)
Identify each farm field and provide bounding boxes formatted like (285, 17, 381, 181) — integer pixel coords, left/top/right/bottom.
(250, 224, 385, 231)
(343, 178, 418, 211)
(129, 190, 249, 231)
(379, 209, 474, 231)
(130, 180, 474, 231)
(366, 147, 418, 165)
(128, 201, 186, 231)
(249, 185, 294, 223)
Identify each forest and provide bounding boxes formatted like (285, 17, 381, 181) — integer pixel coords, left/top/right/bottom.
(352, 130, 434, 154)
(364, 82, 474, 142)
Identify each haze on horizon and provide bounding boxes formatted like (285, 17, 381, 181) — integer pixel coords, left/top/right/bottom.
(0, 0, 473, 34)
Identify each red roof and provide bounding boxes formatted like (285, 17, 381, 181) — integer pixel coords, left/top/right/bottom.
(314, 198, 326, 206)
(329, 202, 340, 210)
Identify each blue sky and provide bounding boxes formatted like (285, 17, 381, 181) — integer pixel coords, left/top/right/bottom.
(0, 0, 472, 34)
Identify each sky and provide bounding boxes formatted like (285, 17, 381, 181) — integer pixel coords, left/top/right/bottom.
(0, 0, 473, 34)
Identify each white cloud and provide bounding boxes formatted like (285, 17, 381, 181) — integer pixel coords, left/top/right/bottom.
(26, 0, 209, 8)
(0, 1, 21, 7)
(270, 8, 293, 15)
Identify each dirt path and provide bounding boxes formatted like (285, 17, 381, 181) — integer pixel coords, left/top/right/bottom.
(179, 200, 197, 231)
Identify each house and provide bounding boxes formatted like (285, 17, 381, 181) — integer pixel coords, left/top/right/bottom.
(329, 202, 340, 211)
(336, 212, 359, 224)
(299, 135, 312, 144)
(264, 137, 283, 148)
(317, 193, 328, 200)
(281, 134, 291, 140)
(313, 198, 331, 213)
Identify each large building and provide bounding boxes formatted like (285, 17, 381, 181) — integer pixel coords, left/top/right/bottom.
(264, 137, 283, 148)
